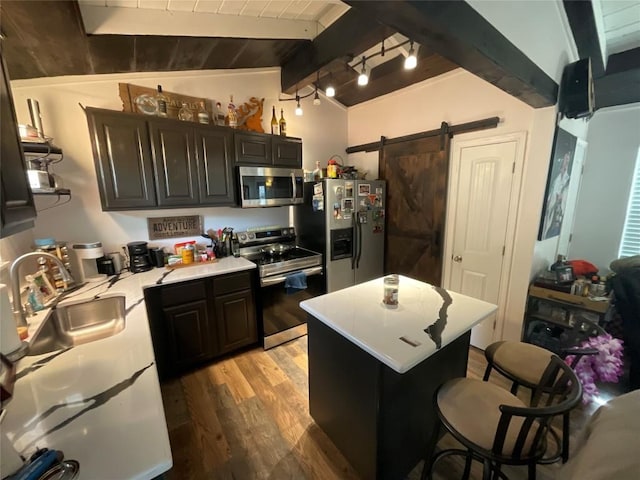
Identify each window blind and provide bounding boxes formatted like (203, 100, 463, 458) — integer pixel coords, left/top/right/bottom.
(619, 150, 640, 258)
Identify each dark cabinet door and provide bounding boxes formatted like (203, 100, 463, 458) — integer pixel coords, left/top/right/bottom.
(87, 108, 156, 210)
(234, 132, 272, 165)
(1, 55, 36, 237)
(272, 137, 302, 168)
(214, 289, 257, 354)
(149, 120, 198, 206)
(194, 126, 235, 206)
(164, 299, 216, 369)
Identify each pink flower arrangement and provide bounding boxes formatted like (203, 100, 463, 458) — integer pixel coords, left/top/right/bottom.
(566, 334, 624, 403)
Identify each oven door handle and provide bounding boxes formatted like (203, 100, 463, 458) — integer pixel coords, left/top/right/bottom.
(260, 266, 323, 287)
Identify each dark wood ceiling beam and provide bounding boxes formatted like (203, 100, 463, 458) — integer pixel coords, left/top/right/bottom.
(343, 0, 558, 108)
(280, 8, 393, 94)
(594, 47, 640, 109)
(335, 49, 458, 107)
(1, 0, 93, 78)
(562, 0, 605, 77)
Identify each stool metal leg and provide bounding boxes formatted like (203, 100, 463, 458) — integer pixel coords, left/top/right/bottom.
(562, 411, 570, 463)
(483, 363, 493, 381)
(462, 450, 472, 480)
(482, 459, 492, 480)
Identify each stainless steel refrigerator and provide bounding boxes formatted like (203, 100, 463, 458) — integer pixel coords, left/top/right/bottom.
(295, 178, 386, 293)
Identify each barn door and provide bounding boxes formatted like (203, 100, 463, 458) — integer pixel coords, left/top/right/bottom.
(380, 133, 450, 285)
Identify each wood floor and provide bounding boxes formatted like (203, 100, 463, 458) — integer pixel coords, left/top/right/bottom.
(160, 337, 622, 480)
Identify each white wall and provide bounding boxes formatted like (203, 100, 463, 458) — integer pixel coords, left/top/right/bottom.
(569, 103, 640, 272)
(347, 68, 557, 341)
(9, 68, 347, 255)
(466, 0, 578, 83)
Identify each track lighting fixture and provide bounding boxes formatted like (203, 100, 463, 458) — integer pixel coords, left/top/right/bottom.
(357, 56, 369, 86)
(325, 72, 336, 97)
(313, 89, 321, 106)
(295, 94, 303, 116)
(404, 41, 417, 70)
(351, 37, 418, 86)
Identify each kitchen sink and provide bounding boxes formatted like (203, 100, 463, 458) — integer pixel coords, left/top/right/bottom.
(27, 295, 126, 356)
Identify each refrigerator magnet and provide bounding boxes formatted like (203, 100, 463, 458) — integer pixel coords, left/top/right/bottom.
(376, 187, 383, 194)
(345, 183, 354, 198)
(312, 195, 324, 211)
(314, 183, 323, 195)
(342, 198, 354, 212)
(358, 184, 371, 196)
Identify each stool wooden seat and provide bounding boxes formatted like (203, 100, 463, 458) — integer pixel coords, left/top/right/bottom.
(423, 355, 582, 480)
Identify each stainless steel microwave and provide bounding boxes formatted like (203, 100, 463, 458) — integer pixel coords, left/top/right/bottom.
(238, 166, 304, 208)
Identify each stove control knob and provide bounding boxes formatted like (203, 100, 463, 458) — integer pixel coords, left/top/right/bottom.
(248, 233, 255, 240)
(239, 234, 247, 242)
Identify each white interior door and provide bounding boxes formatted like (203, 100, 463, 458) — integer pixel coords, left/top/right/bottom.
(445, 136, 524, 349)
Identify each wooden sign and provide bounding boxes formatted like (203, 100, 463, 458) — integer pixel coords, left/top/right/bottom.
(118, 82, 264, 132)
(119, 83, 215, 120)
(147, 215, 203, 240)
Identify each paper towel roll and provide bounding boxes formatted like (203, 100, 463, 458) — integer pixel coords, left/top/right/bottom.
(0, 284, 22, 356)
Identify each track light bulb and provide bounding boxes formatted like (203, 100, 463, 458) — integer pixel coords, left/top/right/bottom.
(358, 57, 368, 86)
(313, 90, 321, 106)
(404, 42, 417, 70)
(326, 85, 335, 97)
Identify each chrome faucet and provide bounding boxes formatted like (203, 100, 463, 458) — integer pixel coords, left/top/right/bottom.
(9, 252, 75, 327)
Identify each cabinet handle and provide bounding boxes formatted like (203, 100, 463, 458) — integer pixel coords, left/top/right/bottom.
(548, 294, 585, 306)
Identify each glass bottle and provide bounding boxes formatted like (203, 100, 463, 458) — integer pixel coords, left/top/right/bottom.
(178, 102, 193, 121)
(383, 274, 399, 307)
(215, 102, 224, 126)
(313, 161, 323, 181)
(227, 95, 237, 128)
(270, 106, 278, 135)
(156, 85, 168, 118)
(197, 101, 210, 124)
(279, 108, 287, 136)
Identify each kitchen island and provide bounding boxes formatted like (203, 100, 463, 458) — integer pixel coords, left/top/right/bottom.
(299, 275, 497, 480)
(2, 256, 255, 479)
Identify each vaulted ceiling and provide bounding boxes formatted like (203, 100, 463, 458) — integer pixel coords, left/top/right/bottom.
(0, 0, 638, 110)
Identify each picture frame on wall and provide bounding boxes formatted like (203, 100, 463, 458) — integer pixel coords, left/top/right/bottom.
(538, 127, 578, 240)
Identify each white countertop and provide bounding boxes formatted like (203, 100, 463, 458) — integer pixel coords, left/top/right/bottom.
(3, 256, 256, 479)
(299, 275, 497, 374)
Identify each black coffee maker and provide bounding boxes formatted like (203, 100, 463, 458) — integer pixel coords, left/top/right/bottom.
(127, 241, 153, 273)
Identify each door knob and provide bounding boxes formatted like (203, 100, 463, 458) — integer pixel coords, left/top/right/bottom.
(453, 255, 463, 263)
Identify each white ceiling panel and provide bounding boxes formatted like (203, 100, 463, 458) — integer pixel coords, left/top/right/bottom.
(279, 1, 312, 20)
(240, 0, 271, 16)
(217, 0, 246, 15)
(262, 1, 293, 18)
(599, 0, 640, 56)
(139, 0, 169, 9)
(296, 2, 329, 21)
(193, 0, 223, 13)
(168, 0, 198, 12)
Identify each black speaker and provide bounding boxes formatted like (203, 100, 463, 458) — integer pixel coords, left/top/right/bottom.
(558, 58, 594, 119)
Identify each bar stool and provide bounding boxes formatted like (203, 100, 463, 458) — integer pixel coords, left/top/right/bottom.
(422, 355, 582, 480)
(483, 319, 604, 463)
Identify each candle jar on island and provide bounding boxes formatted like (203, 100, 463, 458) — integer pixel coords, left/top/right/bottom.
(383, 274, 399, 308)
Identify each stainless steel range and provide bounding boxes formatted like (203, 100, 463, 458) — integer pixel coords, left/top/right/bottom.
(236, 226, 324, 349)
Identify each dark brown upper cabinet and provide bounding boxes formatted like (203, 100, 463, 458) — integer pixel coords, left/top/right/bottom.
(235, 131, 302, 168)
(195, 126, 235, 206)
(87, 108, 156, 210)
(149, 119, 198, 207)
(86, 108, 301, 210)
(1, 55, 36, 237)
(272, 136, 302, 167)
